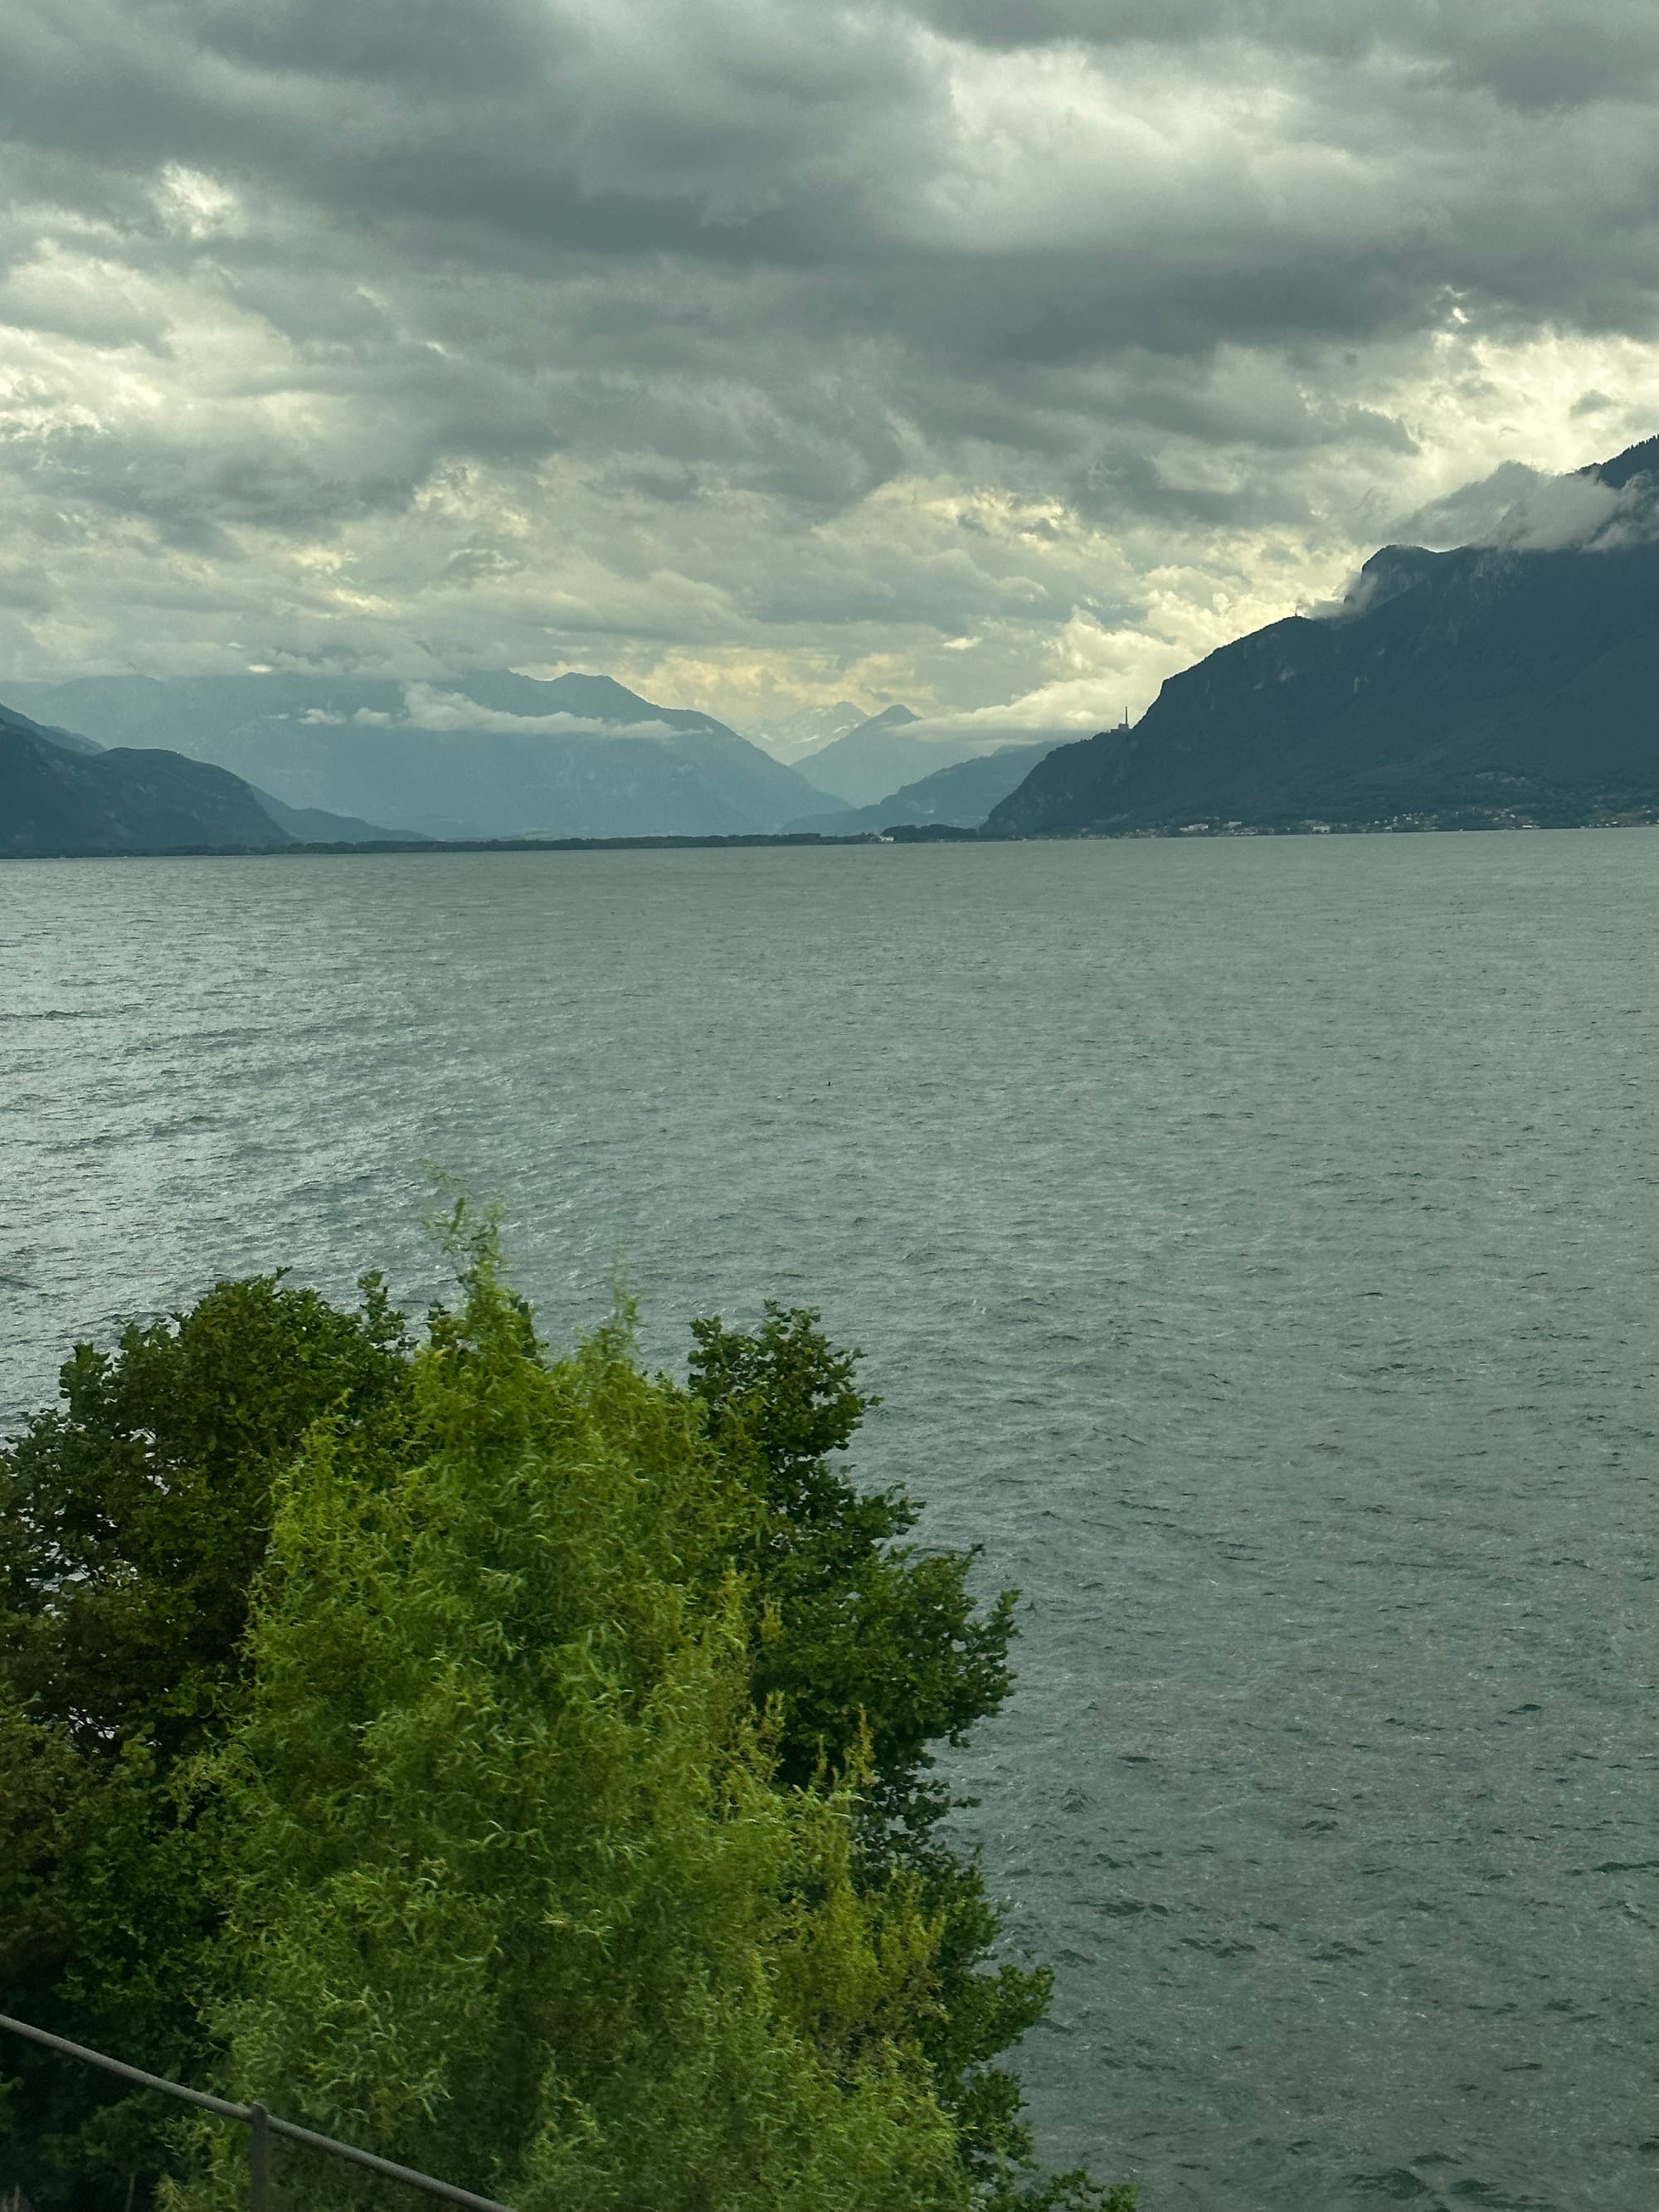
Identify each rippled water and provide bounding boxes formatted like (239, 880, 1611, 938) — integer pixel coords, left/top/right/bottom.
(4, 836, 1657, 2212)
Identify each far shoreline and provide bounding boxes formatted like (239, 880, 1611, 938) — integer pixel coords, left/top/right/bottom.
(7, 814, 1659, 861)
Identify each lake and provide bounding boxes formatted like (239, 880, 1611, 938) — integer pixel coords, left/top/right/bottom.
(4, 834, 1657, 2211)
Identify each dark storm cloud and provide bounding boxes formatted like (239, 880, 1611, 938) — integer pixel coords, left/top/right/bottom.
(7, 0, 1659, 336)
(917, 0, 1659, 107)
(2, 0, 1659, 720)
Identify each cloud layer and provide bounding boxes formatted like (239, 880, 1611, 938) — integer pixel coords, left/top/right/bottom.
(4, 0, 1659, 733)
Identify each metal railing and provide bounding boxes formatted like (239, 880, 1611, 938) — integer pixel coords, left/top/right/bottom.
(0, 2015, 516, 2212)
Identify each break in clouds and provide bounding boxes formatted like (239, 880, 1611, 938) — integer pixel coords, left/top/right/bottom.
(5, 0, 1659, 737)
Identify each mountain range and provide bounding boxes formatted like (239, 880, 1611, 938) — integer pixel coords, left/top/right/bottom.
(752, 699, 870, 762)
(989, 435, 1659, 839)
(0, 701, 405, 856)
(17, 433, 1659, 856)
(5, 672, 841, 843)
(786, 705, 1034, 808)
(789, 743, 1056, 834)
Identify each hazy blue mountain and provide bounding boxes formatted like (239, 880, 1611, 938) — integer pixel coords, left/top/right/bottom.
(786, 742, 1058, 833)
(988, 435, 1659, 839)
(754, 699, 870, 762)
(248, 790, 427, 844)
(0, 701, 293, 855)
(0, 701, 424, 853)
(792, 706, 996, 805)
(5, 671, 841, 839)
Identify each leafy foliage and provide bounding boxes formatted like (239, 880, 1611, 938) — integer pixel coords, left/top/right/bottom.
(688, 1305, 1017, 1825)
(0, 1243, 1135, 2212)
(0, 1275, 412, 2210)
(688, 1319, 1027, 2064)
(0, 1271, 411, 1763)
(0, 1695, 210, 2208)
(184, 1252, 969, 2212)
(688, 1307, 1125, 2206)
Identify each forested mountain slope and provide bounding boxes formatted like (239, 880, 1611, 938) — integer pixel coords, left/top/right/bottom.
(989, 436, 1659, 837)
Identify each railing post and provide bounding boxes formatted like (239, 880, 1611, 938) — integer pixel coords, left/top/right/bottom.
(0, 2015, 512, 2212)
(249, 2103, 270, 2212)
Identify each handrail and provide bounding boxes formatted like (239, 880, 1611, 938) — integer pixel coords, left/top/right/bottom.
(0, 2014, 518, 2212)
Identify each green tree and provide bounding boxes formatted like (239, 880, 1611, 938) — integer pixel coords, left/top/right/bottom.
(688, 1305, 1018, 1826)
(0, 1274, 412, 2212)
(1, 1248, 1135, 2212)
(0, 1698, 212, 2210)
(0, 1271, 411, 1764)
(689, 1307, 1122, 2212)
(183, 1250, 970, 2212)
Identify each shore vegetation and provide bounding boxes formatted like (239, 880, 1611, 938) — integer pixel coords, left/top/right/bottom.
(0, 1214, 1132, 2212)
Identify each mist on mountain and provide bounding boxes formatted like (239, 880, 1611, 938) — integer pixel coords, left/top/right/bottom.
(4, 671, 842, 842)
(988, 434, 1659, 840)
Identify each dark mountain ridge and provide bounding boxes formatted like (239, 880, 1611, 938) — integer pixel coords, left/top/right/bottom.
(0, 702, 294, 855)
(0, 702, 419, 854)
(989, 436, 1659, 838)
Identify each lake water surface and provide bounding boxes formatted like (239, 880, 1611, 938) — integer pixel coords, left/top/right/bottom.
(4, 835, 1657, 2211)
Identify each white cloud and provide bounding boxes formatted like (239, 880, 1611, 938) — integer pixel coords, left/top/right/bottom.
(397, 683, 681, 737)
(154, 164, 242, 239)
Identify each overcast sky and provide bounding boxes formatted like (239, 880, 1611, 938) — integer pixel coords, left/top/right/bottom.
(4, 0, 1659, 735)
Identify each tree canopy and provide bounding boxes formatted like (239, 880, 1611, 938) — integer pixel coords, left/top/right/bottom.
(0, 1232, 1133, 2212)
